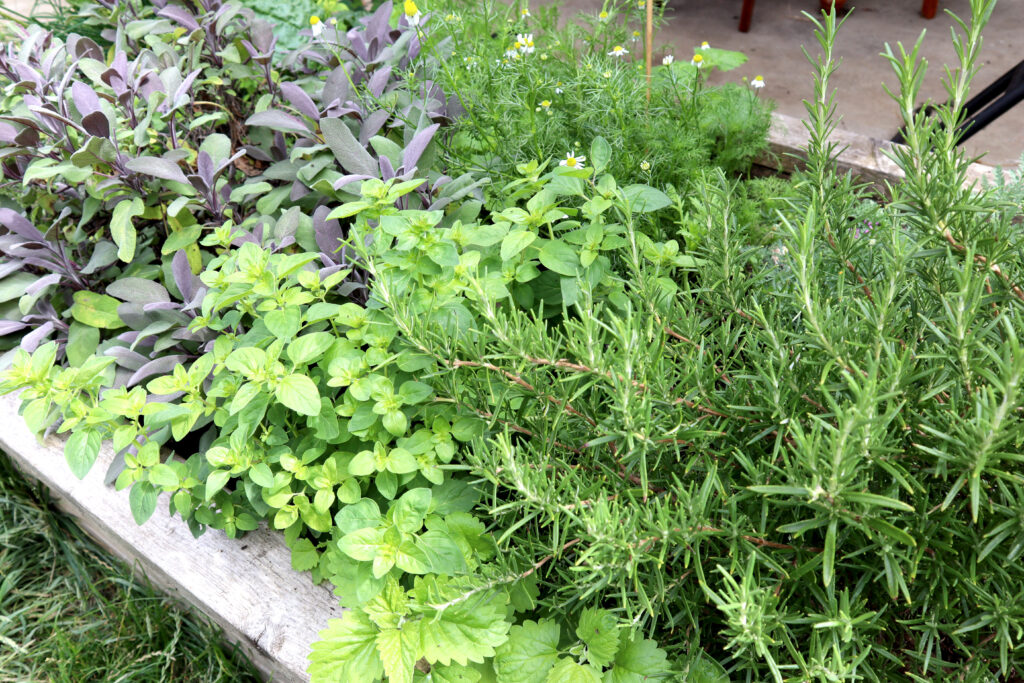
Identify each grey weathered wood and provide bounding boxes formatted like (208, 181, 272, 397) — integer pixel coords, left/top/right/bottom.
(758, 112, 998, 191)
(0, 393, 344, 683)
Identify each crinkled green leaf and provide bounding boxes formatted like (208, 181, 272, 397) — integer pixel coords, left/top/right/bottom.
(575, 608, 619, 669)
(309, 610, 384, 682)
(494, 619, 561, 683)
(546, 659, 602, 683)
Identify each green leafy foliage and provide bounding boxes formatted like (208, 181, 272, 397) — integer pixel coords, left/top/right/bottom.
(428, 0, 772, 200)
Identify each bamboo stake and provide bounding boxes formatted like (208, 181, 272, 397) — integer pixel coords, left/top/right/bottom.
(645, 0, 654, 102)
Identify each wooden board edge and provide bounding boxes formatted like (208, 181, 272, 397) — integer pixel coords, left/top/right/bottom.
(758, 112, 1000, 191)
(0, 393, 344, 683)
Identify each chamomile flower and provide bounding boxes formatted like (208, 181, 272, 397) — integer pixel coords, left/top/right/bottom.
(403, 0, 422, 27)
(631, 30, 641, 43)
(700, 41, 710, 50)
(560, 151, 586, 168)
(517, 33, 535, 54)
(598, 10, 610, 21)
(691, 53, 704, 68)
(536, 99, 552, 114)
(608, 45, 628, 58)
(309, 15, 323, 37)
(555, 82, 564, 94)
(637, 0, 646, 8)
(640, 160, 651, 171)
(751, 75, 765, 89)
(520, 5, 530, 17)
(603, 70, 612, 78)
(662, 54, 674, 65)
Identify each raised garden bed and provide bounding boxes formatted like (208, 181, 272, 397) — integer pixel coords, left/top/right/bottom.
(0, 112, 997, 682)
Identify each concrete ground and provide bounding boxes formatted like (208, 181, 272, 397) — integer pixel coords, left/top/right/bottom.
(560, 0, 1024, 168)
(4, 0, 1021, 166)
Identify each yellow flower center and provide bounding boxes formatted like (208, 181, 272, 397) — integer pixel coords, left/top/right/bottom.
(599, 10, 608, 18)
(514, 41, 522, 49)
(692, 54, 703, 63)
(701, 41, 710, 48)
(309, 15, 321, 25)
(614, 45, 623, 52)
(566, 157, 577, 167)
(540, 100, 551, 107)
(404, 0, 419, 17)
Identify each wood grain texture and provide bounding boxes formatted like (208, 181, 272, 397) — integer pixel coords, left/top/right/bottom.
(0, 393, 344, 683)
(758, 112, 997, 191)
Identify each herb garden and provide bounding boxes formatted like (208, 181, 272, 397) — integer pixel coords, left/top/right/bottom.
(2, 0, 1024, 680)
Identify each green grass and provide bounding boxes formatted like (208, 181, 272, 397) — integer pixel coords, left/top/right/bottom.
(0, 452, 263, 683)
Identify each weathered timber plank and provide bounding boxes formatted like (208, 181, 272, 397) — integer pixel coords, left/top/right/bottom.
(0, 393, 343, 683)
(758, 112, 998, 190)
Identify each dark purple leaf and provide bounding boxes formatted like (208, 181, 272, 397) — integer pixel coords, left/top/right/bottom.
(127, 354, 188, 387)
(251, 18, 276, 54)
(314, 205, 343, 255)
(322, 65, 351, 109)
(280, 82, 319, 121)
(0, 208, 45, 242)
(81, 110, 110, 138)
(104, 346, 149, 370)
(402, 123, 439, 172)
(157, 5, 200, 31)
(14, 126, 39, 147)
(28, 106, 82, 132)
(137, 71, 165, 101)
(172, 69, 201, 106)
(360, 109, 390, 145)
(364, 2, 393, 47)
(71, 81, 100, 114)
(379, 154, 395, 181)
(289, 180, 310, 201)
(172, 250, 199, 302)
(69, 35, 103, 61)
(321, 118, 377, 175)
(21, 321, 55, 352)
(246, 109, 311, 134)
(196, 151, 215, 187)
(107, 277, 171, 304)
(367, 66, 392, 98)
(125, 156, 189, 185)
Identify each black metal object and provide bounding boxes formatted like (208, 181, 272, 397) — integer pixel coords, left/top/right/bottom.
(892, 58, 1024, 145)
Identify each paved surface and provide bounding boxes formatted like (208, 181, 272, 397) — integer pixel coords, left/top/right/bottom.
(2, 0, 37, 19)
(560, 0, 1024, 168)
(4, 0, 1022, 167)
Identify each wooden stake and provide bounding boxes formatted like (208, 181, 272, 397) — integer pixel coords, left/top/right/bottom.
(645, 0, 654, 102)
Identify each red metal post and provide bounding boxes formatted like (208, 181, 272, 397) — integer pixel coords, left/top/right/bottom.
(739, 0, 755, 32)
